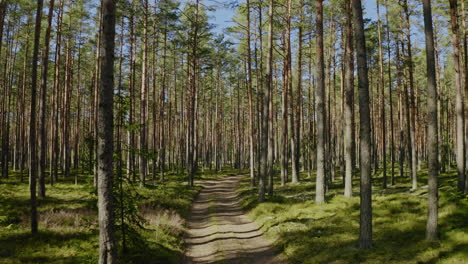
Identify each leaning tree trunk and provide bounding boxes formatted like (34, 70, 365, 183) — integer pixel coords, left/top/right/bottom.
(97, 0, 117, 263)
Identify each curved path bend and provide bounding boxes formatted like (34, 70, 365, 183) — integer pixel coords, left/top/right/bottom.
(183, 174, 284, 264)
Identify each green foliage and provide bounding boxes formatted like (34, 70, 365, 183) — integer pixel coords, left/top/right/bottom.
(239, 169, 468, 264)
(0, 169, 218, 264)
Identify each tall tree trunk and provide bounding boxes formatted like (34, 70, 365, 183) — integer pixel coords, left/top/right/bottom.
(449, 0, 465, 192)
(281, 29, 289, 186)
(140, 0, 149, 187)
(98, 0, 117, 262)
(187, 0, 200, 187)
(51, 0, 64, 184)
(462, 0, 468, 193)
(292, 0, 303, 184)
(127, 0, 136, 182)
(377, 0, 387, 189)
(343, 0, 354, 197)
(38, 0, 55, 197)
(352, 0, 372, 249)
(402, 0, 417, 190)
(315, 0, 326, 204)
(385, 0, 395, 185)
(246, 0, 255, 187)
(30, 0, 44, 235)
(422, 0, 439, 242)
(259, 0, 273, 202)
(93, 3, 103, 188)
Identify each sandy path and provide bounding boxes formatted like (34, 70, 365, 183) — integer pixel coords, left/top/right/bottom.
(183, 174, 284, 264)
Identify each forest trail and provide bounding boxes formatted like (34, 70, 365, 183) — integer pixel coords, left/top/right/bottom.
(183, 174, 284, 264)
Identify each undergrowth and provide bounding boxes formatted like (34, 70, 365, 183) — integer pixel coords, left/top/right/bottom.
(239, 168, 468, 264)
(0, 167, 234, 264)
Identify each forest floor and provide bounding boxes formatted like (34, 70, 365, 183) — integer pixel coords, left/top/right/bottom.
(183, 174, 284, 264)
(238, 168, 468, 264)
(0, 167, 467, 264)
(0, 168, 235, 264)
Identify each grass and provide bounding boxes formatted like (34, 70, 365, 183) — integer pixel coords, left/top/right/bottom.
(0, 167, 236, 264)
(239, 167, 468, 264)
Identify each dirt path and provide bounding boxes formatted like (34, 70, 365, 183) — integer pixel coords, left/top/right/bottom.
(183, 174, 284, 264)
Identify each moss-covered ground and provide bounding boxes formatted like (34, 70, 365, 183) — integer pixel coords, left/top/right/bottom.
(239, 168, 468, 264)
(0, 167, 242, 264)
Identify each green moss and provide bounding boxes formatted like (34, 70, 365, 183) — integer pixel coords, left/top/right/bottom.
(240, 169, 468, 264)
(0, 168, 232, 264)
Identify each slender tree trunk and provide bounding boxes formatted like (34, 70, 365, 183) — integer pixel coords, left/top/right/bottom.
(30, 0, 43, 235)
(449, 0, 465, 192)
(98, 0, 117, 262)
(315, 0, 326, 204)
(38, 0, 55, 197)
(422, 0, 439, 242)
(385, 0, 395, 185)
(462, 0, 468, 193)
(292, 0, 303, 184)
(352, 0, 372, 249)
(402, 0, 417, 190)
(51, 0, 64, 183)
(246, 0, 255, 187)
(140, 0, 149, 187)
(259, 0, 273, 202)
(377, 0, 387, 189)
(343, 0, 354, 197)
(281, 29, 289, 186)
(93, 3, 103, 188)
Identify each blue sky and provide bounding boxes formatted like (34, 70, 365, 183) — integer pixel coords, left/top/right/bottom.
(207, 1, 380, 34)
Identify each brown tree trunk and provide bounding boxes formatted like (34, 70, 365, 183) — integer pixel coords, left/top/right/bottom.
(352, 0, 372, 249)
(246, 0, 255, 187)
(140, 0, 149, 187)
(449, 0, 465, 192)
(343, 0, 354, 197)
(30, 0, 44, 234)
(259, 0, 273, 202)
(385, 0, 395, 185)
(422, 0, 439, 242)
(402, 0, 417, 190)
(315, 0, 326, 204)
(377, 0, 387, 189)
(97, 0, 117, 262)
(292, 0, 303, 184)
(38, 0, 55, 197)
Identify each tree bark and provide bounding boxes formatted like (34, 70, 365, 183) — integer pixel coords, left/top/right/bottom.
(422, 0, 439, 242)
(376, 0, 387, 189)
(259, 0, 273, 202)
(352, 0, 372, 249)
(402, 0, 417, 190)
(98, 0, 117, 262)
(343, 0, 354, 197)
(315, 0, 326, 204)
(246, 0, 255, 187)
(30, 0, 43, 234)
(449, 0, 465, 192)
(292, 0, 303, 184)
(140, 0, 149, 187)
(38, 0, 55, 197)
